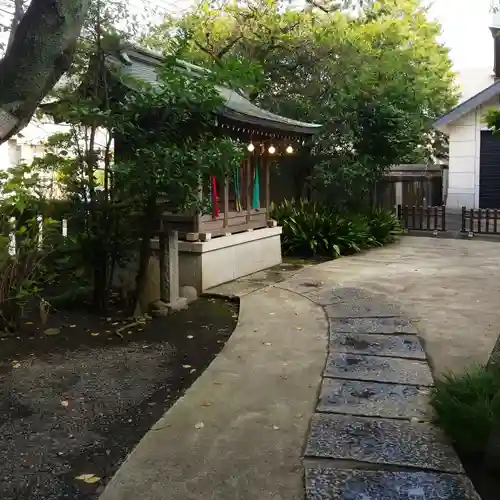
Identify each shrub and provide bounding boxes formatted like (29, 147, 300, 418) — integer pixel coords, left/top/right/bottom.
(430, 365, 500, 456)
(0, 215, 58, 333)
(269, 199, 401, 258)
(365, 208, 403, 245)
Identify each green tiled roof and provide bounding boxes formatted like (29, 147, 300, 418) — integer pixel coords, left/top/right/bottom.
(106, 45, 322, 136)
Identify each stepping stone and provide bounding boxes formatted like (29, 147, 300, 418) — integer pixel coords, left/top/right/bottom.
(324, 299, 402, 319)
(329, 317, 418, 335)
(305, 468, 480, 500)
(316, 287, 375, 306)
(324, 353, 434, 386)
(304, 414, 463, 473)
(330, 333, 426, 359)
(317, 379, 430, 419)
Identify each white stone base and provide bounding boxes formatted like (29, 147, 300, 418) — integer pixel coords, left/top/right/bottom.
(179, 226, 283, 292)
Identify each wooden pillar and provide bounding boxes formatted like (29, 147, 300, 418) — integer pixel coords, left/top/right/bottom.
(264, 154, 270, 221)
(223, 178, 229, 228)
(246, 156, 252, 223)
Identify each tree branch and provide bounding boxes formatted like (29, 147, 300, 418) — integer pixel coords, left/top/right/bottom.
(7, 0, 25, 50)
(0, 0, 91, 144)
(216, 34, 244, 60)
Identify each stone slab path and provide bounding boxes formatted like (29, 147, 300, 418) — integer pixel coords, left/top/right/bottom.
(301, 286, 479, 499)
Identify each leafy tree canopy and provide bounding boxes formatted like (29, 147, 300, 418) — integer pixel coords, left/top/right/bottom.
(146, 0, 458, 204)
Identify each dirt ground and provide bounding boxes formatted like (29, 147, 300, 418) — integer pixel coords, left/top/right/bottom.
(0, 297, 238, 500)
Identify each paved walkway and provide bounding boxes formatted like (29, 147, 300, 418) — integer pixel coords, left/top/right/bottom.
(100, 285, 328, 500)
(99, 236, 499, 499)
(277, 236, 500, 375)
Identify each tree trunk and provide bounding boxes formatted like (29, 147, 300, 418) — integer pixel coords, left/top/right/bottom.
(7, 0, 25, 51)
(0, 0, 90, 143)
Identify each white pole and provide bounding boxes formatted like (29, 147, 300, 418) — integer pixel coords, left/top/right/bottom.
(37, 214, 43, 249)
(62, 218, 68, 237)
(8, 217, 16, 256)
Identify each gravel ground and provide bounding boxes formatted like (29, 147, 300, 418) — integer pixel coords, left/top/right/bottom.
(0, 297, 238, 499)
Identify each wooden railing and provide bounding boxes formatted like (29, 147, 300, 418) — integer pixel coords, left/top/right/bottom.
(461, 207, 500, 234)
(396, 205, 446, 231)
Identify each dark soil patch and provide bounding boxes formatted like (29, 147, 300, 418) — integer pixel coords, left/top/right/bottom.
(0, 296, 238, 500)
(459, 453, 500, 500)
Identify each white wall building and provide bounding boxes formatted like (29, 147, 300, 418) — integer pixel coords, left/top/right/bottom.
(434, 13, 500, 208)
(0, 120, 71, 171)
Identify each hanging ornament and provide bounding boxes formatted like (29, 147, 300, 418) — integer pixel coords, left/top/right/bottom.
(252, 160, 260, 210)
(268, 145, 276, 154)
(247, 143, 255, 152)
(286, 145, 294, 154)
(211, 176, 219, 217)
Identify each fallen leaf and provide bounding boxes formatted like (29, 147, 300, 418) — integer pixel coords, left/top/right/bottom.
(264, 342, 272, 346)
(182, 364, 192, 369)
(61, 400, 69, 407)
(112, 322, 119, 326)
(69, 325, 76, 328)
(12, 362, 21, 369)
(190, 368, 196, 373)
(25, 321, 33, 325)
(75, 474, 101, 484)
(272, 425, 280, 430)
(296, 327, 302, 331)
(44, 328, 60, 336)
(90, 332, 100, 337)
(194, 422, 204, 429)
(200, 401, 212, 407)
(187, 335, 194, 339)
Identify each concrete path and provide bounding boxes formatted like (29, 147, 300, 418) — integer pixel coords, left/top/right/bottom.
(100, 285, 327, 500)
(99, 236, 499, 499)
(278, 236, 500, 375)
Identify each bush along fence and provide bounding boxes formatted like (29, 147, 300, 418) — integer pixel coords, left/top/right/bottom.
(1, 215, 69, 256)
(396, 205, 446, 232)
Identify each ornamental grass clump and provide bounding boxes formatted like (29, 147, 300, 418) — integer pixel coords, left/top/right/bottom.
(270, 199, 402, 258)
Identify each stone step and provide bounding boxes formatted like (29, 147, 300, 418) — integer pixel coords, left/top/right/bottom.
(304, 414, 463, 473)
(305, 467, 480, 500)
(330, 333, 426, 359)
(324, 353, 434, 386)
(317, 378, 431, 420)
(324, 299, 403, 318)
(329, 316, 418, 335)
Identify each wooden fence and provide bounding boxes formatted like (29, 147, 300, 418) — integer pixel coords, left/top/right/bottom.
(461, 207, 500, 235)
(2, 215, 69, 256)
(396, 205, 446, 231)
